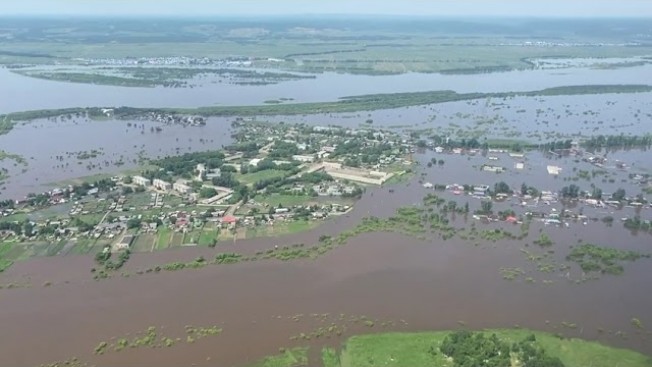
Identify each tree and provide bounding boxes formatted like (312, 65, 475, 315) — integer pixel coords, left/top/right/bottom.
(612, 188, 626, 201)
(481, 200, 493, 214)
(560, 184, 580, 199)
(199, 187, 218, 198)
(123, 176, 133, 184)
(493, 181, 512, 195)
(22, 221, 34, 237)
(591, 187, 603, 200)
(127, 218, 142, 229)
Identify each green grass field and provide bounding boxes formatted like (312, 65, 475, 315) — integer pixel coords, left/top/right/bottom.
(322, 348, 341, 367)
(169, 231, 185, 247)
(242, 220, 319, 240)
(336, 330, 652, 367)
(0, 240, 25, 272)
(235, 169, 290, 185)
(155, 227, 171, 250)
(131, 233, 155, 252)
(198, 227, 218, 246)
(248, 347, 308, 367)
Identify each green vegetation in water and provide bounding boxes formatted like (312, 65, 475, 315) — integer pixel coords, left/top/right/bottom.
(15, 71, 163, 87)
(336, 329, 652, 367)
(322, 348, 341, 367)
(38, 357, 90, 367)
(2, 84, 651, 135)
(94, 325, 222, 355)
(14, 67, 316, 88)
(0, 150, 27, 165)
(248, 347, 308, 367)
(565, 244, 650, 276)
(534, 233, 554, 247)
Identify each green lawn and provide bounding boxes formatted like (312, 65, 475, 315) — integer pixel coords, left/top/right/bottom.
(235, 169, 289, 185)
(285, 220, 319, 234)
(0, 240, 25, 272)
(322, 348, 341, 367)
(337, 330, 652, 367)
(131, 233, 155, 252)
(242, 220, 319, 239)
(45, 240, 67, 256)
(169, 232, 184, 248)
(198, 227, 218, 246)
(155, 227, 171, 250)
(248, 347, 308, 367)
(182, 229, 202, 245)
(0, 213, 29, 223)
(69, 237, 96, 254)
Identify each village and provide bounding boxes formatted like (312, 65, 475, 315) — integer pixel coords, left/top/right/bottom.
(1, 119, 651, 273)
(0, 120, 415, 266)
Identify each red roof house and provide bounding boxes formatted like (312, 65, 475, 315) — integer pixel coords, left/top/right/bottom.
(221, 215, 238, 224)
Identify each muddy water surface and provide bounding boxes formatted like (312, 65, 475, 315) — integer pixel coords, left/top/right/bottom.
(1, 177, 651, 367)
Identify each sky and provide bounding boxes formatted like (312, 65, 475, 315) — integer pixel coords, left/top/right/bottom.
(2, 0, 651, 17)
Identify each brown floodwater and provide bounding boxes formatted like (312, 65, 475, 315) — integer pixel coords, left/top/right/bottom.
(1, 175, 652, 367)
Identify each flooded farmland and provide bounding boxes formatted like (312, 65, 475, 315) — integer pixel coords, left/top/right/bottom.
(2, 89, 652, 200)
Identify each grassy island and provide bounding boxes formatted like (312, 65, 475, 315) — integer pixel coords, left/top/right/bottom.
(248, 329, 652, 367)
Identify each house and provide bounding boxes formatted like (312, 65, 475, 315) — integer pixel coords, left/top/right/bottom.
(482, 165, 505, 173)
(116, 235, 134, 250)
(292, 155, 315, 163)
(133, 176, 151, 186)
(221, 215, 238, 226)
(153, 179, 172, 191)
(547, 165, 562, 175)
(173, 181, 192, 194)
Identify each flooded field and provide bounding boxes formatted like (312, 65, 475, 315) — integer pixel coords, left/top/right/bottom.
(2, 89, 652, 200)
(1, 53, 652, 367)
(0, 117, 234, 199)
(265, 92, 652, 139)
(1, 64, 652, 113)
(1, 174, 651, 367)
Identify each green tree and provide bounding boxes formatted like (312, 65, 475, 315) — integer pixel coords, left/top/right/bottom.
(481, 200, 493, 214)
(127, 218, 142, 229)
(612, 188, 626, 201)
(199, 187, 218, 198)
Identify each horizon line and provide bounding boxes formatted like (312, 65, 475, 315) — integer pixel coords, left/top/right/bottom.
(2, 13, 651, 19)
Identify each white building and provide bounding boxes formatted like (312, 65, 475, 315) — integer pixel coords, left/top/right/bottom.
(153, 179, 172, 191)
(292, 155, 315, 163)
(133, 176, 150, 186)
(249, 158, 262, 166)
(173, 181, 192, 194)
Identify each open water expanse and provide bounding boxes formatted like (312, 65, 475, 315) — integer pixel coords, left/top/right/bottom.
(1, 64, 652, 366)
(1, 64, 652, 113)
(1, 173, 652, 366)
